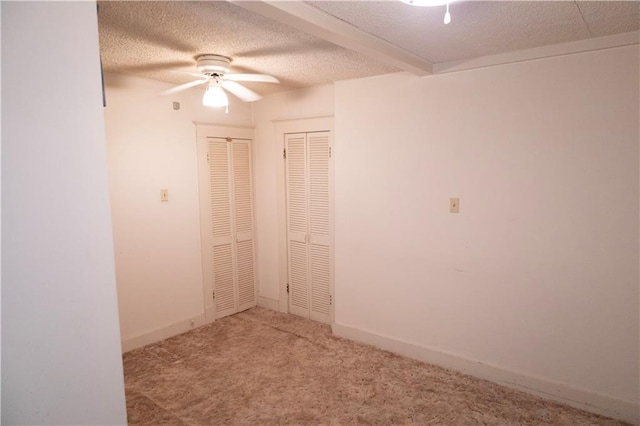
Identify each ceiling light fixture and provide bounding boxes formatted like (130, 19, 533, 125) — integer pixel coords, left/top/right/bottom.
(202, 78, 229, 113)
(401, 0, 457, 25)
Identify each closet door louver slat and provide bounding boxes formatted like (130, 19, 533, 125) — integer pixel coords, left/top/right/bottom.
(310, 244, 330, 318)
(209, 141, 232, 240)
(308, 133, 331, 323)
(212, 245, 235, 314)
(236, 239, 256, 309)
(233, 143, 253, 236)
(308, 133, 330, 239)
(289, 240, 309, 311)
(286, 135, 308, 235)
(209, 140, 236, 318)
(285, 134, 310, 318)
(233, 142, 256, 311)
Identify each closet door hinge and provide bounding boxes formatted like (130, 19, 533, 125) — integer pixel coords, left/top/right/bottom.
(283, 148, 287, 159)
(329, 294, 332, 305)
(329, 147, 332, 158)
(212, 290, 215, 300)
(207, 152, 210, 164)
(286, 283, 289, 293)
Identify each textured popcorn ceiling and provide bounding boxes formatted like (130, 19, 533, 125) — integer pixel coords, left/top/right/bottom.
(97, 1, 398, 94)
(98, 1, 639, 96)
(311, 1, 640, 64)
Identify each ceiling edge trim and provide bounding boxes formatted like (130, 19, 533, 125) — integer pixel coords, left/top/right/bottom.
(271, 114, 334, 123)
(433, 31, 640, 74)
(193, 122, 256, 131)
(230, 0, 433, 76)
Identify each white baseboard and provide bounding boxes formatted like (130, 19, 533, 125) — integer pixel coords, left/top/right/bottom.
(257, 296, 280, 312)
(332, 322, 639, 425)
(121, 313, 215, 353)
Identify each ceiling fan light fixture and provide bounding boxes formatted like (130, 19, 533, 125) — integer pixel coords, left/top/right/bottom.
(161, 53, 278, 108)
(202, 79, 229, 110)
(401, 0, 457, 25)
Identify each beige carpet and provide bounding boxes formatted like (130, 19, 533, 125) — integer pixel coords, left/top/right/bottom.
(123, 307, 626, 425)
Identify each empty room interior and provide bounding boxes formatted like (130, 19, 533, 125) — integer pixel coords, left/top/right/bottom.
(2, 0, 639, 424)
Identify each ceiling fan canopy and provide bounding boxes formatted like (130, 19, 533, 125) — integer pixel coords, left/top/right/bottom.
(196, 54, 232, 75)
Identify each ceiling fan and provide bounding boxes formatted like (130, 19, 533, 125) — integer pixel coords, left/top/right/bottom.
(160, 54, 279, 111)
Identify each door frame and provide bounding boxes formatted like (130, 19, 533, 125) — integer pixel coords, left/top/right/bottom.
(274, 116, 334, 320)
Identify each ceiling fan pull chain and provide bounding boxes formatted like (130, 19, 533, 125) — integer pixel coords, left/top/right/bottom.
(444, 2, 451, 24)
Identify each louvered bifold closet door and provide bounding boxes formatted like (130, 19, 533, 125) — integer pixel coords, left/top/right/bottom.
(308, 132, 331, 324)
(285, 131, 333, 324)
(208, 139, 236, 319)
(232, 141, 257, 311)
(285, 133, 310, 319)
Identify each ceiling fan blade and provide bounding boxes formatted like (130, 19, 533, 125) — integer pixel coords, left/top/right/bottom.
(221, 80, 262, 102)
(223, 73, 280, 84)
(159, 79, 208, 96)
(173, 70, 208, 79)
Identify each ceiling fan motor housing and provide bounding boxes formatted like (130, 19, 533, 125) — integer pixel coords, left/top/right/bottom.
(197, 54, 231, 76)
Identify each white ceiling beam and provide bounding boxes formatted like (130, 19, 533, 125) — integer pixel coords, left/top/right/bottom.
(230, 1, 433, 76)
(434, 31, 640, 74)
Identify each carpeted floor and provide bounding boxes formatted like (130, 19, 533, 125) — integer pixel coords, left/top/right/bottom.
(123, 307, 626, 425)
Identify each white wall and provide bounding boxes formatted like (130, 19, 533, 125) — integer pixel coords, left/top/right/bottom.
(333, 46, 639, 421)
(252, 86, 334, 309)
(104, 74, 333, 344)
(97, 29, 638, 422)
(1, 2, 127, 424)
(104, 73, 252, 350)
